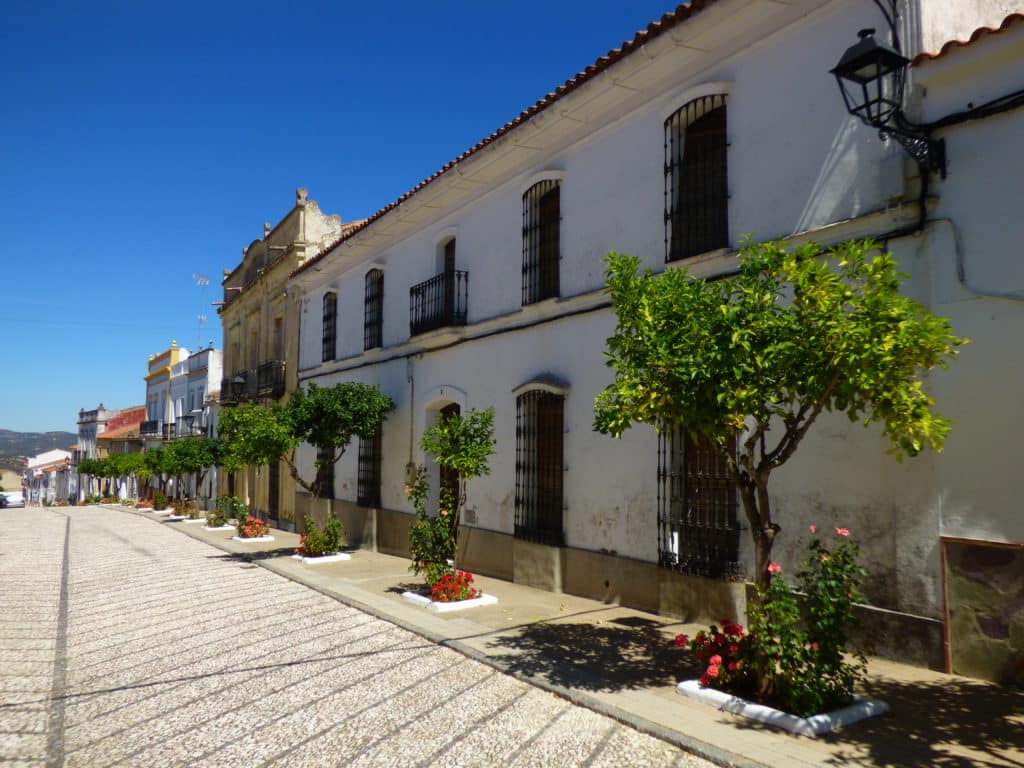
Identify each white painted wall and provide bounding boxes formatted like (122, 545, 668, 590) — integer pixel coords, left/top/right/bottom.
(287, 0, 1022, 624)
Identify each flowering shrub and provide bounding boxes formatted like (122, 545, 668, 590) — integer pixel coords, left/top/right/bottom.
(238, 516, 270, 539)
(674, 526, 866, 717)
(153, 492, 169, 511)
(135, 499, 153, 509)
(100, 496, 118, 504)
(430, 570, 481, 602)
(676, 619, 755, 692)
(406, 467, 457, 585)
(296, 512, 345, 557)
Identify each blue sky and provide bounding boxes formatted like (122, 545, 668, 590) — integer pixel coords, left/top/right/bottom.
(0, 1, 679, 434)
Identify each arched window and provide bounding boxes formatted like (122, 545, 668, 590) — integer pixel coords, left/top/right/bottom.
(364, 269, 384, 350)
(522, 179, 560, 304)
(357, 424, 383, 508)
(665, 94, 728, 261)
(322, 292, 337, 362)
(514, 389, 565, 546)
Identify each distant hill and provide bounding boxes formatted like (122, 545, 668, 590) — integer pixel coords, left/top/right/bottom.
(0, 430, 77, 467)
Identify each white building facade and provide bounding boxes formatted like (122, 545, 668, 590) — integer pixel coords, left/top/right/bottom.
(285, 0, 1022, 681)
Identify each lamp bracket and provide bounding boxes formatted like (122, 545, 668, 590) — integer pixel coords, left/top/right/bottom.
(880, 126, 946, 178)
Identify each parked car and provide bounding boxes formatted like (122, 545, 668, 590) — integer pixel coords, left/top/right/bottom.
(0, 491, 25, 508)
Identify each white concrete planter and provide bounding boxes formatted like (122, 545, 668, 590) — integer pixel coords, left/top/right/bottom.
(676, 680, 889, 738)
(203, 524, 235, 532)
(401, 591, 498, 613)
(152, 510, 174, 516)
(231, 535, 275, 543)
(290, 552, 351, 564)
(163, 514, 186, 521)
(181, 518, 207, 524)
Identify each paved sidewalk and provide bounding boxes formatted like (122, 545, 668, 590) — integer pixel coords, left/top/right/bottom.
(1, 507, 714, 768)
(147, 508, 1021, 766)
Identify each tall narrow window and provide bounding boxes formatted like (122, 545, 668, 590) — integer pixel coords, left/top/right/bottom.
(272, 316, 284, 361)
(522, 180, 560, 304)
(657, 426, 740, 578)
(357, 425, 383, 507)
(267, 460, 280, 519)
(514, 391, 564, 546)
(364, 269, 384, 350)
(443, 238, 456, 322)
(322, 292, 337, 363)
(249, 328, 259, 370)
(315, 445, 334, 500)
(665, 94, 728, 262)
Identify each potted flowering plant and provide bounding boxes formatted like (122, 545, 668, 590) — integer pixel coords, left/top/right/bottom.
(430, 570, 480, 602)
(674, 526, 874, 727)
(236, 516, 271, 539)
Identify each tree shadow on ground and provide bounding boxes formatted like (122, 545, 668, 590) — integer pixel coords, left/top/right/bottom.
(484, 615, 698, 693)
(206, 547, 297, 563)
(728, 675, 1023, 767)
(386, 581, 427, 596)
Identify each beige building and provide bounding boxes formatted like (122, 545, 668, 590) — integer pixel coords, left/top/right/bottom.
(0, 468, 22, 492)
(217, 188, 354, 530)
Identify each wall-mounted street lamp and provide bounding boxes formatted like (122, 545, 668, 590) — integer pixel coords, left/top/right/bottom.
(830, 3, 946, 178)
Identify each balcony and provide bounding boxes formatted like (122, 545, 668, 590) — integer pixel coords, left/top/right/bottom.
(220, 370, 255, 404)
(257, 360, 286, 399)
(140, 420, 161, 437)
(410, 270, 468, 336)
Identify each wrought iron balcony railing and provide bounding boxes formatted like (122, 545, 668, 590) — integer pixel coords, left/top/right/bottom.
(220, 370, 256, 404)
(140, 420, 161, 436)
(410, 270, 468, 336)
(257, 360, 286, 399)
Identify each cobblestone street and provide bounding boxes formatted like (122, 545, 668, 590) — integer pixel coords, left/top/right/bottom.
(0, 507, 712, 768)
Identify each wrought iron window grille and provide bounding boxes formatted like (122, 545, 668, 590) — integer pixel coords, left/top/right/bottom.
(514, 390, 565, 546)
(664, 94, 729, 263)
(364, 269, 384, 350)
(322, 292, 337, 363)
(357, 427, 383, 508)
(521, 180, 561, 305)
(657, 425, 742, 579)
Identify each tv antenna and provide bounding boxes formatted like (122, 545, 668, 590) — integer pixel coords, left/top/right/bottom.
(193, 273, 210, 351)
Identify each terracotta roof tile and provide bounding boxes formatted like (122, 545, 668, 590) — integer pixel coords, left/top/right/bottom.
(912, 13, 1024, 66)
(98, 423, 143, 440)
(292, 0, 720, 279)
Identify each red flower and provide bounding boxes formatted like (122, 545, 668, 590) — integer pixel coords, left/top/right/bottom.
(728, 661, 741, 671)
(674, 634, 689, 648)
(835, 527, 850, 537)
(699, 673, 711, 686)
(709, 654, 722, 666)
(767, 561, 782, 575)
(706, 664, 720, 679)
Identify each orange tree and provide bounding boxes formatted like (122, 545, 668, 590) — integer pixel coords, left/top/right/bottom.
(219, 382, 394, 500)
(594, 239, 965, 588)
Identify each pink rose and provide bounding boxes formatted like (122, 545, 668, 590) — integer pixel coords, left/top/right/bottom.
(767, 562, 782, 575)
(710, 654, 722, 666)
(706, 664, 720, 678)
(808, 524, 817, 533)
(835, 527, 850, 537)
